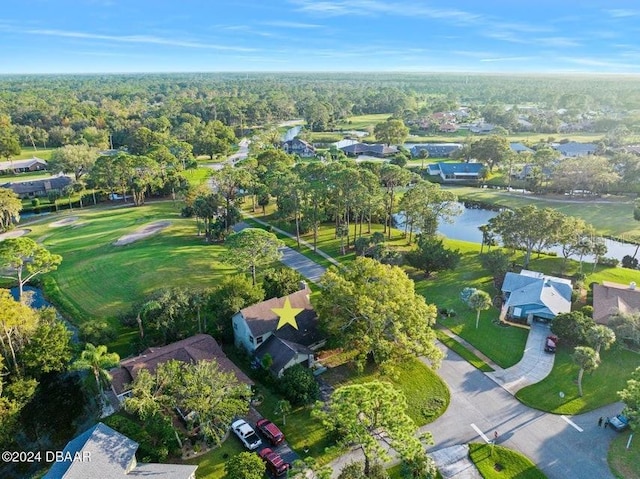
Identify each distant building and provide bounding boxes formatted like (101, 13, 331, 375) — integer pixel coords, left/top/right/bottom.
(411, 143, 462, 158)
(44, 422, 197, 479)
(510, 142, 534, 154)
(1, 175, 71, 199)
(282, 138, 316, 157)
(340, 143, 398, 158)
(469, 122, 496, 134)
(0, 157, 47, 175)
(551, 142, 597, 157)
(427, 161, 484, 182)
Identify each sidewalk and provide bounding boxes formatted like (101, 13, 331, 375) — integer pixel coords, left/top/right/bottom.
(243, 213, 341, 268)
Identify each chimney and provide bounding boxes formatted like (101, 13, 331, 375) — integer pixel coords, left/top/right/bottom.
(630, 282, 636, 290)
(298, 280, 308, 291)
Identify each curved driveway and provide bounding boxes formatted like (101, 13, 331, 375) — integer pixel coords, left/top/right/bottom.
(424, 344, 621, 479)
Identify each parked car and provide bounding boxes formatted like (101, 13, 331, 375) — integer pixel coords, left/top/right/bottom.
(256, 418, 285, 446)
(544, 335, 558, 353)
(231, 419, 262, 450)
(609, 414, 630, 432)
(259, 447, 290, 477)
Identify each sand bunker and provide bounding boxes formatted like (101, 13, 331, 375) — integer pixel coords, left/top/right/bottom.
(49, 216, 80, 228)
(0, 229, 31, 241)
(113, 221, 171, 246)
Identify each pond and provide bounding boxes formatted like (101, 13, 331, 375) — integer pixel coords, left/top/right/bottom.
(10, 286, 80, 342)
(394, 202, 639, 263)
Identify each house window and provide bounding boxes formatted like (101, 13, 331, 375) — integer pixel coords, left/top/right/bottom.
(256, 336, 263, 345)
(249, 336, 254, 344)
(233, 322, 237, 330)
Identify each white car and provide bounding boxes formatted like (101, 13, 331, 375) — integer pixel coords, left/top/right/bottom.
(231, 419, 262, 450)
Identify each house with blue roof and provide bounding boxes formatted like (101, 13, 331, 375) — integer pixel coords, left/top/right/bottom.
(427, 161, 484, 182)
(501, 270, 572, 323)
(44, 422, 197, 479)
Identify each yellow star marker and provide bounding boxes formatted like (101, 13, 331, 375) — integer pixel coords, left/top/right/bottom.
(272, 298, 303, 330)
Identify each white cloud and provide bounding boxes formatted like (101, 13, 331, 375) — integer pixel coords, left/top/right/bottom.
(605, 9, 639, 18)
(261, 20, 323, 29)
(24, 28, 257, 52)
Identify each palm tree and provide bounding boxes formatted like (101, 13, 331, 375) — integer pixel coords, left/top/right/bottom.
(72, 343, 120, 413)
(572, 346, 600, 397)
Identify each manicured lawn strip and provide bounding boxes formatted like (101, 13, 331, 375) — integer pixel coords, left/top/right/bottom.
(449, 186, 638, 238)
(469, 443, 547, 479)
(435, 330, 494, 372)
(322, 356, 450, 425)
(13, 146, 55, 160)
(184, 436, 245, 479)
(608, 429, 640, 479)
(183, 167, 213, 186)
(515, 346, 640, 414)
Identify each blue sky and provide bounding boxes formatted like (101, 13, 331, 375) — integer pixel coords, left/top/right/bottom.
(2, 0, 640, 73)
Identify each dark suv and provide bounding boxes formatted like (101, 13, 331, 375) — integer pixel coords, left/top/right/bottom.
(256, 418, 285, 446)
(259, 448, 290, 477)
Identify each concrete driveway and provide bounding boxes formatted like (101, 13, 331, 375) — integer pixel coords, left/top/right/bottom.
(486, 322, 556, 394)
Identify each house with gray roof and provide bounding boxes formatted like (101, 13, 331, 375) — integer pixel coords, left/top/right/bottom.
(232, 283, 324, 377)
(551, 142, 597, 157)
(427, 161, 484, 182)
(340, 143, 398, 158)
(44, 422, 197, 479)
(1, 175, 71, 199)
(410, 143, 462, 158)
(282, 138, 316, 157)
(501, 270, 572, 323)
(0, 157, 47, 175)
(510, 142, 533, 154)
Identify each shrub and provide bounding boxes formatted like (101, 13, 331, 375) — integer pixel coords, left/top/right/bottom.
(180, 205, 194, 217)
(278, 364, 320, 406)
(622, 255, 638, 269)
(79, 320, 117, 344)
(599, 257, 620, 267)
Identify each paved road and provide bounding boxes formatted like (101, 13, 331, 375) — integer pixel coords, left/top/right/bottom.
(233, 222, 327, 284)
(424, 344, 621, 479)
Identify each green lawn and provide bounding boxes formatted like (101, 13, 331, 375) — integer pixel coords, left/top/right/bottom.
(322, 356, 450, 426)
(468, 443, 547, 479)
(13, 146, 56, 160)
(334, 113, 391, 130)
(21, 202, 234, 356)
(608, 430, 640, 479)
(515, 346, 640, 414)
(183, 167, 213, 186)
(184, 436, 244, 479)
(450, 186, 638, 239)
